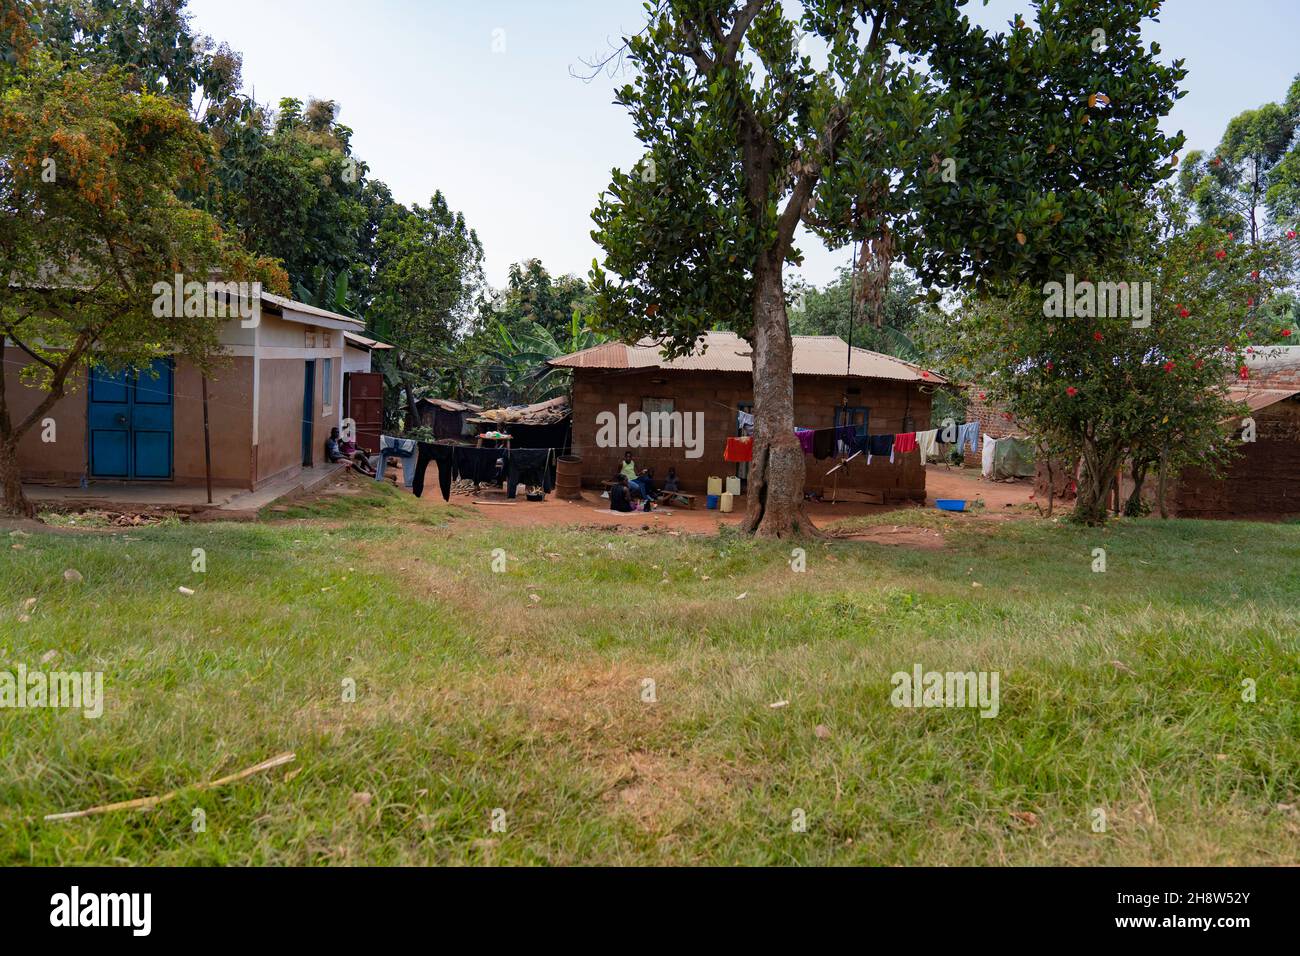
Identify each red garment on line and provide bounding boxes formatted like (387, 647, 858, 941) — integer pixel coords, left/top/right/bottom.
(724, 436, 753, 462)
(893, 432, 918, 453)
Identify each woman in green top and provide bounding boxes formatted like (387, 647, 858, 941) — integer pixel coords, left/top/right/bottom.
(619, 452, 638, 480)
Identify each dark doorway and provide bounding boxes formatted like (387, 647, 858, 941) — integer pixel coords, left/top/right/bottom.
(302, 359, 316, 467)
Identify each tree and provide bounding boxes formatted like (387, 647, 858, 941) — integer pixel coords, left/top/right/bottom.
(367, 192, 485, 424)
(588, 0, 1185, 536)
(936, 190, 1289, 525)
(0, 52, 286, 516)
(210, 96, 369, 289)
(480, 259, 593, 340)
(1177, 79, 1299, 245)
(789, 266, 928, 360)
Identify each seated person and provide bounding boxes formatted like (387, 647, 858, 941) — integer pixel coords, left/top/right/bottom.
(339, 436, 376, 476)
(609, 475, 635, 512)
(631, 467, 656, 500)
(662, 467, 680, 494)
(325, 427, 348, 463)
(619, 451, 638, 481)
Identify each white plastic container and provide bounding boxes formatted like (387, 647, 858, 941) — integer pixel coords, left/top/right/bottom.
(725, 476, 741, 496)
(720, 491, 734, 513)
(707, 476, 723, 496)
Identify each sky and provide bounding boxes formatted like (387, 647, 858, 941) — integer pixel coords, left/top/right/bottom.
(187, 0, 1300, 291)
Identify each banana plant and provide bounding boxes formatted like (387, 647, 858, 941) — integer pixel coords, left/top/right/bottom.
(480, 310, 603, 406)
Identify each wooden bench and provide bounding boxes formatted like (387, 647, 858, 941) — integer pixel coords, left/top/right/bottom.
(658, 490, 697, 509)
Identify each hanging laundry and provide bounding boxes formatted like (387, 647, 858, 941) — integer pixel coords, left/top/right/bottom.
(813, 428, 835, 460)
(834, 424, 857, 456)
(981, 434, 996, 478)
(893, 432, 919, 455)
(957, 421, 980, 454)
(456, 446, 504, 485)
(373, 435, 418, 487)
(915, 428, 939, 462)
(866, 433, 895, 464)
(506, 448, 552, 498)
(795, 428, 815, 455)
(736, 410, 755, 432)
(724, 436, 753, 463)
(412, 442, 455, 501)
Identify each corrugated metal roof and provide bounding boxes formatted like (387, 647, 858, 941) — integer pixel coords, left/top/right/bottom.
(549, 331, 946, 383)
(260, 290, 364, 327)
(1226, 386, 1300, 414)
(343, 331, 394, 350)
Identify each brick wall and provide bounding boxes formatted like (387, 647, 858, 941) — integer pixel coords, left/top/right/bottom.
(570, 368, 931, 501)
(1169, 399, 1300, 518)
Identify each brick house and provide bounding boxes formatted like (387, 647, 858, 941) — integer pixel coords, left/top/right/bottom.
(6, 290, 364, 493)
(1121, 348, 1300, 519)
(549, 332, 947, 502)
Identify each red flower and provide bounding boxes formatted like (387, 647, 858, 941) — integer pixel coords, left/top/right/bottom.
(1177, 306, 1190, 318)
(1066, 386, 1078, 396)
(1239, 365, 1250, 380)
(1214, 249, 1227, 260)
(1045, 360, 1054, 371)
(978, 392, 986, 400)
(1228, 232, 1235, 240)
(1289, 230, 1298, 239)
(1162, 361, 1175, 373)
(1093, 331, 1103, 342)
(1194, 359, 1204, 369)
(1251, 270, 1260, 280)
(1283, 329, 1294, 338)
(1247, 297, 1254, 307)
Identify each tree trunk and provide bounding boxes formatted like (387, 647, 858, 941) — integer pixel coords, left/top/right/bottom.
(1072, 440, 1121, 526)
(0, 336, 36, 517)
(742, 263, 820, 538)
(0, 437, 34, 518)
(1123, 461, 1149, 517)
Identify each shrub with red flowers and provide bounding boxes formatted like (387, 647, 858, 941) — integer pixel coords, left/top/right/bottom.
(929, 190, 1289, 525)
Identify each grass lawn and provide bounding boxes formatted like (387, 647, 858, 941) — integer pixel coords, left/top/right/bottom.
(2, 482, 1297, 865)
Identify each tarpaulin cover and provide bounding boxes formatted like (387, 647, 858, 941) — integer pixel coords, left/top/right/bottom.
(991, 437, 1036, 479)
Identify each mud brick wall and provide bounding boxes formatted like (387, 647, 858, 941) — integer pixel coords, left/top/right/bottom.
(570, 368, 932, 501)
(949, 386, 1027, 470)
(1170, 399, 1300, 518)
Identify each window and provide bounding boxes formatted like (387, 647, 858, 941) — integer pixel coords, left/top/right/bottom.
(834, 405, 869, 434)
(642, 397, 674, 415)
(322, 358, 333, 409)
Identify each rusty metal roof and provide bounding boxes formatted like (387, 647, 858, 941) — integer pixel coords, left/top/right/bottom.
(548, 331, 946, 383)
(1226, 386, 1300, 415)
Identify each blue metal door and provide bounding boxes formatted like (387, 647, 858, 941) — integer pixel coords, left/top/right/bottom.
(87, 359, 174, 479)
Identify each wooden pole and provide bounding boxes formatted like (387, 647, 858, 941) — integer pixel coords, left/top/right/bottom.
(201, 375, 213, 505)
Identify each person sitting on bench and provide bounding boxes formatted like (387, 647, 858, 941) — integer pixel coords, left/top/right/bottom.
(619, 451, 638, 481)
(662, 467, 680, 494)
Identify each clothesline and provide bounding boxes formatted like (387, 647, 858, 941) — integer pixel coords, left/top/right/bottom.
(725, 420, 983, 466)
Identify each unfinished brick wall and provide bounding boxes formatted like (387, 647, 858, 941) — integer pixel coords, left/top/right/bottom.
(965, 386, 1024, 440)
(570, 368, 932, 501)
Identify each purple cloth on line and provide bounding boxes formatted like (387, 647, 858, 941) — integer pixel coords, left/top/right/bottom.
(795, 428, 814, 455)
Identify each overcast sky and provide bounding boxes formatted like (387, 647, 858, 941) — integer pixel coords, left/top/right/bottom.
(187, 0, 1300, 291)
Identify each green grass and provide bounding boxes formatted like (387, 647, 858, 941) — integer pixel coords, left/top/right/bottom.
(1, 489, 1297, 865)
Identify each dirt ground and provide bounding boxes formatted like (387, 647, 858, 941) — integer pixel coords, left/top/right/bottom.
(405, 463, 1036, 535)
